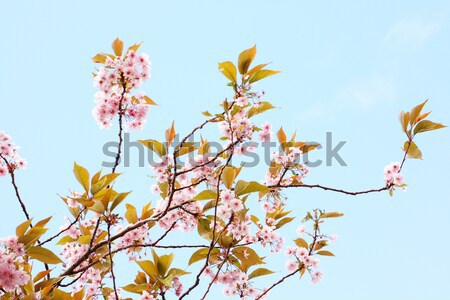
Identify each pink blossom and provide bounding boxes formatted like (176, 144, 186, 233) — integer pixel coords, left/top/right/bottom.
(311, 270, 323, 284)
(296, 225, 306, 236)
(285, 260, 298, 272)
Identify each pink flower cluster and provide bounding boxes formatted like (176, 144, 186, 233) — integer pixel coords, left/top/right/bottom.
(384, 162, 405, 186)
(60, 243, 103, 297)
(217, 190, 245, 221)
(218, 109, 254, 141)
(0, 131, 26, 177)
(0, 236, 29, 294)
(92, 50, 151, 130)
(150, 157, 206, 232)
(203, 267, 268, 299)
(115, 223, 150, 258)
(258, 122, 273, 142)
(255, 225, 284, 253)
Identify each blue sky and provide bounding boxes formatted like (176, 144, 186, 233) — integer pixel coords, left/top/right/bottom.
(1, 1, 450, 299)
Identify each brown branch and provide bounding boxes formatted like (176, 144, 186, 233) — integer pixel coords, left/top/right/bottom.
(106, 219, 119, 299)
(269, 183, 391, 196)
(179, 113, 237, 299)
(38, 208, 85, 247)
(200, 247, 231, 300)
(1, 155, 32, 222)
(255, 269, 299, 300)
(111, 78, 127, 174)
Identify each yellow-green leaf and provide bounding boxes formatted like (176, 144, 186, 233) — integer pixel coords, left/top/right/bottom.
(413, 120, 446, 135)
(193, 190, 217, 201)
(294, 238, 309, 249)
(399, 111, 410, 134)
(404, 141, 422, 159)
(277, 127, 287, 145)
(137, 260, 158, 278)
(127, 42, 142, 53)
(73, 162, 90, 193)
(238, 45, 257, 75)
(247, 101, 276, 118)
(27, 246, 62, 264)
(92, 53, 107, 64)
(125, 204, 138, 224)
(144, 96, 157, 105)
(409, 100, 428, 125)
(235, 180, 269, 196)
(218, 61, 237, 83)
(110, 191, 131, 211)
(316, 250, 335, 256)
(112, 38, 124, 56)
(249, 69, 280, 83)
(221, 166, 236, 189)
(248, 267, 274, 279)
(16, 219, 33, 237)
(138, 139, 166, 158)
(320, 212, 344, 219)
(165, 121, 176, 146)
(189, 248, 219, 265)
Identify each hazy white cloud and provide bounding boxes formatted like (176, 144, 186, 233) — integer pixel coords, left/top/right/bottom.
(336, 74, 397, 110)
(299, 14, 445, 123)
(384, 17, 440, 50)
(298, 74, 397, 123)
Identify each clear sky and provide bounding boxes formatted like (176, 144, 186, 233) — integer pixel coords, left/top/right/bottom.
(1, 1, 450, 299)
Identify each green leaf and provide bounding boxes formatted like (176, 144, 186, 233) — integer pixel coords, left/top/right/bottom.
(249, 69, 280, 83)
(73, 162, 90, 193)
(316, 250, 335, 256)
(112, 38, 124, 56)
(413, 120, 446, 135)
(238, 45, 257, 75)
(235, 180, 269, 196)
(248, 267, 274, 279)
(404, 141, 422, 159)
(247, 101, 276, 118)
(138, 139, 167, 158)
(218, 61, 237, 83)
(27, 246, 62, 264)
